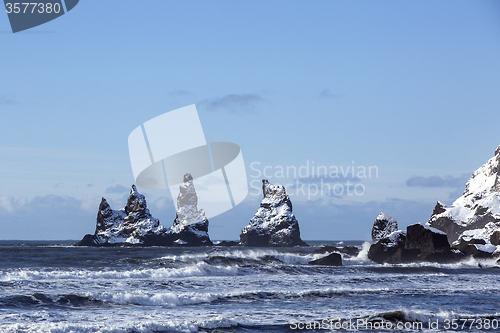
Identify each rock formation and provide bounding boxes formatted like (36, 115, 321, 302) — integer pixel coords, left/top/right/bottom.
(75, 185, 167, 246)
(75, 174, 212, 246)
(239, 179, 308, 247)
(368, 220, 463, 264)
(371, 212, 398, 242)
(368, 229, 407, 264)
(451, 222, 500, 258)
(312, 245, 359, 257)
(169, 173, 212, 246)
(404, 224, 462, 263)
(309, 252, 342, 266)
(428, 145, 500, 243)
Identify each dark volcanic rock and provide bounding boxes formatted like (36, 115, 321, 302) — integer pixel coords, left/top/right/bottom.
(403, 223, 464, 263)
(383, 248, 421, 264)
(368, 230, 406, 264)
(490, 231, 500, 246)
(309, 253, 342, 266)
(216, 241, 240, 247)
(418, 249, 464, 263)
(239, 179, 308, 247)
(404, 223, 450, 255)
(75, 234, 97, 247)
(371, 212, 398, 243)
(368, 223, 464, 264)
(340, 246, 359, 257)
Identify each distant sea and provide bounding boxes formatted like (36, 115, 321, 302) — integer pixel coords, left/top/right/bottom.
(0, 240, 499, 332)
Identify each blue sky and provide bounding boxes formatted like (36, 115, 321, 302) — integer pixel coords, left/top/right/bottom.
(1, 1, 500, 240)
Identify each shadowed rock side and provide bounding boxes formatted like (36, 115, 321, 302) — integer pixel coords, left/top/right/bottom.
(428, 145, 500, 243)
(309, 253, 342, 266)
(239, 179, 308, 247)
(368, 221, 464, 264)
(75, 174, 212, 246)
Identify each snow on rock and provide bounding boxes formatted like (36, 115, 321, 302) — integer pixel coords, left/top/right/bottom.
(368, 223, 463, 264)
(371, 212, 398, 242)
(239, 179, 307, 247)
(168, 173, 212, 246)
(368, 229, 407, 264)
(75, 185, 166, 246)
(386, 230, 407, 247)
(428, 145, 500, 242)
(451, 222, 500, 258)
(455, 222, 500, 244)
(75, 175, 212, 246)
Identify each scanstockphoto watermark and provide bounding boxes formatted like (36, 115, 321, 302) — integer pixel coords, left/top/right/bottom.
(249, 161, 378, 199)
(289, 318, 423, 331)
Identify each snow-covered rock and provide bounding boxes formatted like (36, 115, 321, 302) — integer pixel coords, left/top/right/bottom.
(168, 173, 212, 246)
(368, 230, 407, 264)
(428, 145, 500, 242)
(75, 185, 166, 246)
(368, 223, 463, 264)
(75, 175, 212, 246)
(451, 222, 500, 258)
(239, 179, 307, 247)
(371, 212, 398, 242)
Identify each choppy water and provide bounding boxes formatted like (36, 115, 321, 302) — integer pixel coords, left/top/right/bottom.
(0, 240, 499, 332)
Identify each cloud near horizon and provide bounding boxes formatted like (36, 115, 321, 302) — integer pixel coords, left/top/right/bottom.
(406, 174, 470, 188)
(105, 185, 130, 194)
(0, 191, 438, 241)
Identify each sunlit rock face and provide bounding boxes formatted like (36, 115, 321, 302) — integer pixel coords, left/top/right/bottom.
(240, 179, 307, 247)
(428, 145, 500, 243)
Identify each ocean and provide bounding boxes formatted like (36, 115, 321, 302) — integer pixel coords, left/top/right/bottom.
(0, 240, 499, 332)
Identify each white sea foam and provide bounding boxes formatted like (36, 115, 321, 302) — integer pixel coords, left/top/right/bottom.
(0, 262, 239, 282)
(1, 316, 236, 333)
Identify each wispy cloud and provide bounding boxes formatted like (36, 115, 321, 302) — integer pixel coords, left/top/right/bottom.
(0, 94, 17, 105)
(105, 185, 130, 194)
(199, 93, 266, 113)
(318, 89, 343, 99)
(406, 174, 470, 188)
(168, 89, 192, 96)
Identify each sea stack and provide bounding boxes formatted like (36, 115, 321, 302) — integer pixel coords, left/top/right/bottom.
(239, 179, 307, 247)
(169, 173, 212, 246)
(75, 185, 167, 246)
(427, 145, 500, 243)
(371, 212, 398, 243)
(75, 174, 213, 246)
